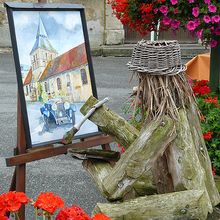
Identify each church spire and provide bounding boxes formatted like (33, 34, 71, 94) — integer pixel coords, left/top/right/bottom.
(36, 15, 48, 39)
(30, 14, 57, 55)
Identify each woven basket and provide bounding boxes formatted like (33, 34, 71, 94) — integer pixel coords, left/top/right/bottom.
(127, 40, 186, 75)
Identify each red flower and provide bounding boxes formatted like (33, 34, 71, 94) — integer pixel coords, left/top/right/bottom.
(212, 167, 216, 176)
(140, 3, 153, 14)
(0, 191, 29, 214)
(0, 196, 7, 216)
(204, 96, 218, 105)
(193, 85, 211, 95)
(199, 85, 211, 95)
(34, 192, 64, 214)
(93, 213, 111, 220)
(197, 80, 209, 87)
(203, 131, 213, 141)
(0, 215, 8, 220)
(56, 205, 91, 220)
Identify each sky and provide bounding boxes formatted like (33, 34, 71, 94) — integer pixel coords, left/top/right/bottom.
(13, 10, 85, 67)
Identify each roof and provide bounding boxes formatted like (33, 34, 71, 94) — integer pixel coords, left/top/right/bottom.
(30, 16, 57, 55)
(39, 43, 88, 81)
(23, 68, 32, 85)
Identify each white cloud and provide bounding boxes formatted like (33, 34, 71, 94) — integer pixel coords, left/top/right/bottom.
(48, 11, 82, 31)
(13, 11, 38, 28)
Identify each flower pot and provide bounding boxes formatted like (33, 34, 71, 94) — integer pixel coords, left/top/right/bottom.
(186, 53, 210, 80)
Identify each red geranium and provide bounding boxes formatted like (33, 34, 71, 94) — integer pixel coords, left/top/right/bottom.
(203, 131, 213, 141)
(34, 192, 64, 214)
(93, 213, 111, 220)
(204, 96, 218, 105)
(192, 80, 211, 96)
(56, 205, 91, 220)
(212, 167, 216, 176)
(0, 191, 29, 214)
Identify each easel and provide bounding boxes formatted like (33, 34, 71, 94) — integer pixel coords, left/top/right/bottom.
(5, 1, 113, 218)
(7, 95, 113, 220)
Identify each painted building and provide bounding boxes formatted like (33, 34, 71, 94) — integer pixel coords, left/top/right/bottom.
(23, 15, 92, 103)
(39, 43, 92, 103)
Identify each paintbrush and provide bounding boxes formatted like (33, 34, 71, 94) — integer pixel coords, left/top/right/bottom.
(61, 97, 109, 145)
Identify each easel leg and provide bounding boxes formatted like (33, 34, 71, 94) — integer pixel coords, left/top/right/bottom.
(16, 164, 26, 220)
(16, 97, 27, 220)
(9, 169, 16, 191)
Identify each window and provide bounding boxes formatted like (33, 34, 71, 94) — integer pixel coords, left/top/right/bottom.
(66, 74, 71, 87)
(26, 86, 29, 95)
(81, 69, 88, 85)
(57, 78, 62, 90)
(44, 82, 48, 92)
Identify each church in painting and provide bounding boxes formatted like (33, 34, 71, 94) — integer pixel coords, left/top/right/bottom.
(23, 15, 92, 103)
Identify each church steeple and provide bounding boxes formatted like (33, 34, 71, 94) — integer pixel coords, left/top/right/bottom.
(30, 14, 58, 82)
(30, 15, 57, 55)
(36, 16, 48, 39)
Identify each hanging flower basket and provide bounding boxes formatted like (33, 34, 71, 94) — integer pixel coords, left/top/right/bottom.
(109, 0, 220, 47)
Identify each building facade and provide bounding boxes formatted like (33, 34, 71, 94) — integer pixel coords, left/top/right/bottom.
(0, 0, 197, 51)
(23, 15, 92, 103)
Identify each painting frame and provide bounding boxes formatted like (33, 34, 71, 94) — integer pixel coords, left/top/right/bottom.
(5, 2, 101, 148)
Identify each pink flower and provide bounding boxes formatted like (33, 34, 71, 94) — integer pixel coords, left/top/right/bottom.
(186, 21, 197, 31)
(214, 27, 220, 36)
(189, 0, 194, 3)
(210, 40, 218, 48)
(211, 15, 220, 23)
(203, 15, 211, 23)
(154, 8, 158, 14)
(192, 7, 199, 17)
(159, 5, 168, 15)
(196, 29, 203, 39)
(208, 4, 217, 13)
(161, 17, 172, 26)
(170, 0, 178, 5)
(204, 0, 211, 4)
(194, 19, 200, 27)
(171, 19, 180, 29)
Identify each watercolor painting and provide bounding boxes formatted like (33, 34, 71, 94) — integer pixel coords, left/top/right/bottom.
(12, 10, 98, 146)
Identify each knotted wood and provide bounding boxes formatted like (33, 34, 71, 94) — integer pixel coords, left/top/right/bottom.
(187, 104, 220, 206)
(102, 116, 176, 201)
(81, 96, 159, 199)
(93, 190, 209, 220)
(80, 96, 139, 149)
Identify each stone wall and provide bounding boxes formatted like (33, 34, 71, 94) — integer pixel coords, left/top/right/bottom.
(0, 0, 124, 50)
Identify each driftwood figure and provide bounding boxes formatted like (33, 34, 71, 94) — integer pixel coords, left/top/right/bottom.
(78, 41, 220, 220)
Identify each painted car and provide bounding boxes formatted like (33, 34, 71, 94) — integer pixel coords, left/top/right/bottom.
(40, 98, 76, 130)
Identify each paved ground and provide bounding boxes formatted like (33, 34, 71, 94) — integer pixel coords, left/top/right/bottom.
(1, 54, 219, 219)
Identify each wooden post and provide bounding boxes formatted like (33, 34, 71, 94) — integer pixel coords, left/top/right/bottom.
(210, 35, 220, 93)
(16, 97, 27, 220)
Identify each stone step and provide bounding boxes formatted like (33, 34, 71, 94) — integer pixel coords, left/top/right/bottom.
(100, 44, 210, 58)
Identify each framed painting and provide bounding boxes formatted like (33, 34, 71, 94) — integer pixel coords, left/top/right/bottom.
(5, 2, 100, 147)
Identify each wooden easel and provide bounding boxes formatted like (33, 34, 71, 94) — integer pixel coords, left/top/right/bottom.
(6, 1, 113, 219)
(7, 96, 113, 220)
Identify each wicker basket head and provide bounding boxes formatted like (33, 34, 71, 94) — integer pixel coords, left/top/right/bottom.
(127, 40, 186, 75)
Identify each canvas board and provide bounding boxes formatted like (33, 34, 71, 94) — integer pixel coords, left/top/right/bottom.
(5, 3, 100, 147)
